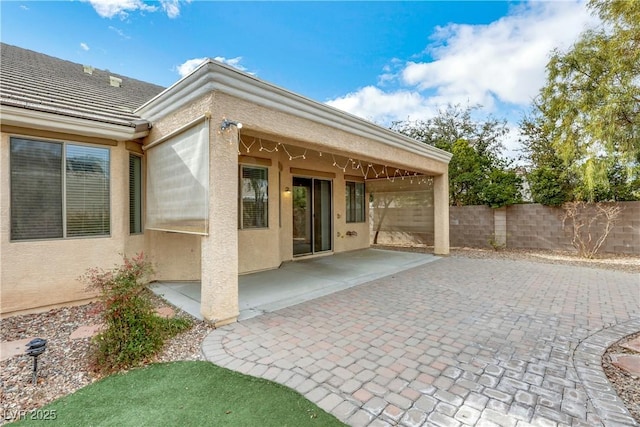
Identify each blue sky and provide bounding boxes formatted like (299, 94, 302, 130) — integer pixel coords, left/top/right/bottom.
(1, 1, 598, 155)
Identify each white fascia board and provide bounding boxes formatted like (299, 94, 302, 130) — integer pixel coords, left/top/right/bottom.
(0, 105, 149, 141)
(136, 61, 452, 164)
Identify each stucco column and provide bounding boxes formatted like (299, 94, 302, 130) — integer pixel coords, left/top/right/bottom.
(200, 124, 239, 326)
(433, 172, 450, 255)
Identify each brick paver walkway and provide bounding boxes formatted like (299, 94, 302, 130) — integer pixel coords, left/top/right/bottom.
(202, 257, 640, 426)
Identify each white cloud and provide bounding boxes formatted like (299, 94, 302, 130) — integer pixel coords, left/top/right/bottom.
(328, 86, 437, 125)
(401, 1, 597, 107)
(80, 42, 90, 51)
(326, 1, 598, 128)
(108, 26, 131, 39)
(86, 0, 182, 19)
(176, 56, 252, 78)
(20, 4, 29, 10)
(176, 57, 208, 78)
(213, 56, 249, 73)
(160, 0, 181, 18)
(501, 123, 525, 162)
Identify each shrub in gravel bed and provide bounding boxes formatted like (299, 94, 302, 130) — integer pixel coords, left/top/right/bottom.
(83, 253, 191, 373)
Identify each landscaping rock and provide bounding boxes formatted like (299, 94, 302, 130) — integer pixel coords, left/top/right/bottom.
(0, 296, 212, 424)
(0, 338, 34, 362)
(621, 337, 640, 353)
(69, 324, 104, 340)
(155, 307, 175, 318)
(610, 354, 640, 377)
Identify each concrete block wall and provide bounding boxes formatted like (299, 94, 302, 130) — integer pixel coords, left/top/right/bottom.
(506, 202, 640, 255)
(602, 201, 640, 254)
(371, 201, 639, 255)
(506, 204, 574, 251)
(449, 205, 494, 249)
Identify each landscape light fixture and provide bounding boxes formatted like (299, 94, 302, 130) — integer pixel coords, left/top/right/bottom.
(221, 119, 243, 131)
(25, 338, 47, 385)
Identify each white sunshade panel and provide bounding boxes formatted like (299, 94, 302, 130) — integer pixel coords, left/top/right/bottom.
(146, 121, 209, 235)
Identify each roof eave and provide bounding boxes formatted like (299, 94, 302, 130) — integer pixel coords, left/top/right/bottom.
(136, 61, 453, 164)
(0, 104, 150, 141)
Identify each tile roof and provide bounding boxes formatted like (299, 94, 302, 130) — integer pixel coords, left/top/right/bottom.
(0, 43, 165, 127)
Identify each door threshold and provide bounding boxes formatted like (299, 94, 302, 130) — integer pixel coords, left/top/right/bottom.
(292, 251, 334, 261)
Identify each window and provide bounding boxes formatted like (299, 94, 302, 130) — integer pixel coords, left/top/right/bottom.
(10, 137, 110, 240)
(239, 165, 268, 228)
(346, 181, 365, 223)
(129, 154, 143, 234)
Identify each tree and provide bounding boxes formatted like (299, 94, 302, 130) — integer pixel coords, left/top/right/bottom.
(519, 112, 575, 206)
(532, 0, 640, 201)
(392, 104, 522, 207)
(482, 167, 523, 208)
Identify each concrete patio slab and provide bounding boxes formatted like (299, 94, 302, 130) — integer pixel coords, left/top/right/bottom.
(202, 256, 640, 427)
(150, 248, 438, 321)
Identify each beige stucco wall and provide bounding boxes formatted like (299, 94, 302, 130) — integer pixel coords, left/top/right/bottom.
(144, 91, 379, 279)
(237, 147, 370, 274)
(238, 149, 282, 273)
(0, 130, 144, 316)
(145, 231, 201, 280)
(2, 78, 448, 317)
(143, 88, 449, 323)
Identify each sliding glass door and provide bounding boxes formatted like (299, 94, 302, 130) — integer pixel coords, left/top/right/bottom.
(292, 177, 332, 256)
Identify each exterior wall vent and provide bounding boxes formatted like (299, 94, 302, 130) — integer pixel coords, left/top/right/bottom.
(109, 76, 122, 87)
(83, 65, 94, 75)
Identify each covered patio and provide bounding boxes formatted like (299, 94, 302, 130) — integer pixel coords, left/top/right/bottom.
(138, 59, 451, 326)
(150, 248, 438, 321)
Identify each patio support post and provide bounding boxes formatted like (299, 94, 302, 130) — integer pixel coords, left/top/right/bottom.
(200, 124, 239, 326)
(433, 171, 450, 255)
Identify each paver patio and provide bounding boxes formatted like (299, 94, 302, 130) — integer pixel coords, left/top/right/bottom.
(202, 256, 640, 427)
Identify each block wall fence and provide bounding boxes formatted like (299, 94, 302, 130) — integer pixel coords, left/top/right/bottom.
(371, 201, 640, 255)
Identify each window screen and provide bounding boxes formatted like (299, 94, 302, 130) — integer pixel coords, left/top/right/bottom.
(346, 181, 365, 223)
(240, 166, 268, 228)
(10, 137, 110, 240)
(129, 154, 143, 234)
(146, 122, 209, 235)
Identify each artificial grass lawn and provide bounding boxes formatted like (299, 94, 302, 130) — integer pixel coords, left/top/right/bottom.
(14, 361, 346, 426)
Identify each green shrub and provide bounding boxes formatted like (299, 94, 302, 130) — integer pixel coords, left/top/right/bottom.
(82, 253, 191, 373)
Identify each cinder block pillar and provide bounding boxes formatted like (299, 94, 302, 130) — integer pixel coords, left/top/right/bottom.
(494, 207, 507, 247)
(201, 123, 239, 326)
(433, 172, 450, 255)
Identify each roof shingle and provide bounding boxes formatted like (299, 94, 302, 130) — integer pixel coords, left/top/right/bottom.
(0, 43, 165, 127)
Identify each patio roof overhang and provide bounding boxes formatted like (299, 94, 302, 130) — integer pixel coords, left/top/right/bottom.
(135, 59, 452, 169)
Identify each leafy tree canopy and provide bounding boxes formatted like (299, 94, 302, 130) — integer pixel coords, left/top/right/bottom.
(526, 0, 640, 202)
(392, 104, 522, 207)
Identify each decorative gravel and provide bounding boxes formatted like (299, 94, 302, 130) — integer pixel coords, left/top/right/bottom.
(0, 298, 214, 424)
(603, 331, 640, 423)
(1, 247, 638, 424)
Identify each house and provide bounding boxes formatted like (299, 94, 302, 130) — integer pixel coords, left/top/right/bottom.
(0, 43, 452, 324)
